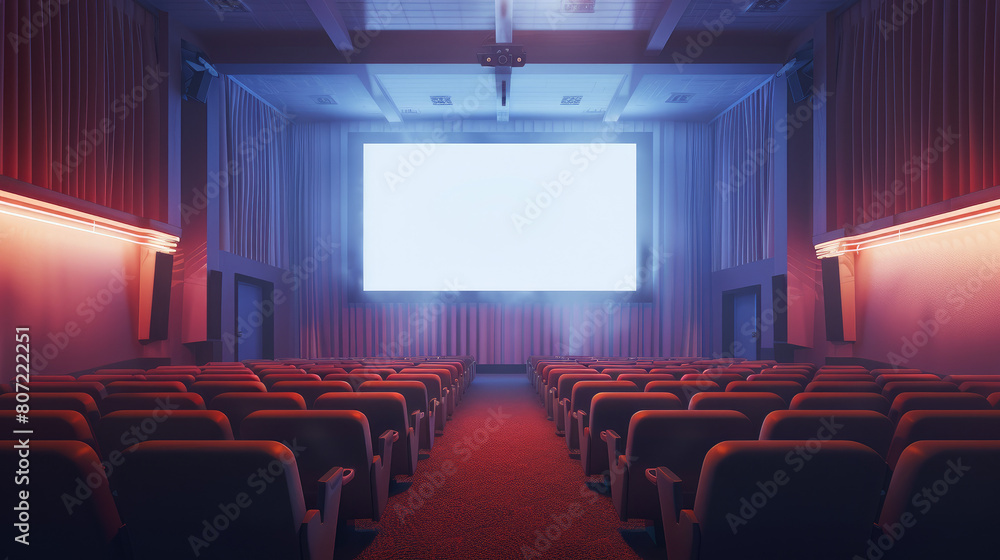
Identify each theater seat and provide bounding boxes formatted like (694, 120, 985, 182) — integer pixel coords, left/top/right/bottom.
(195, 373, 261, 382)
(323, 373, 382, 390)
(564, 381, 638, 451)
(609, 410, 755, 523)
(270, 381, 353, 407)
(681, 373, 744, 390)
(0, 410, 98, 453)
(943, 374, 1000, 385)
(616, 373, 677, 392)
(100, 392, 206, 414)
(811, 373, 875, 382)
(688, 392, 786, 433)
(0, 440, 126, 559)
(746, 373, 809, 386)
(209, 392, 307, 437)
(316, 392, 419, 477)
(760, 410, 894, 459)
(359, 380, 437, 450)
(646, 380, 720, 406)
(805, 381, 881, 394)
(242, 410, 393, 522)
(649, 440, 885, 560)
(191, 381, 267, 403)
(726, 380, 801, 404)
(0, 392, 101, 428)
(887, 392, 991, 424)
(79, 374, 146, 384)
(135, 373, 195, 387)
(401, 367, 458, 413)
(874, 373, 942, 387)
(958, 381, 1000, 397)
(105, 380, 187, 394)
(603, 367, 650, 380)
(789, 392, 891, 415)
(882, 381, 958, 402)
(95, 410, 234, 460)
(552, 373, 612, 432)
(582, 393, 682, 475)
(990, 393, 1000, 409)
(886, 410, 1000, 469)
(29, 381, 107, 402)
(261, 373, 323, 390)
(115, 440, 347, 559)
(878, 441, 1000, 559)
(388, 373, 448, 429)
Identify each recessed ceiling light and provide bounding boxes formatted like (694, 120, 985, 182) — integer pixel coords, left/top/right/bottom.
(744, 0, 788, 13)
(561, 1, 596, 14)
(315, 96, 337, 105)
(561, 96, 583, 105)
(204, 0, 250, 13)
(665, 93, 694, 103)
(430, 96, 453, 106)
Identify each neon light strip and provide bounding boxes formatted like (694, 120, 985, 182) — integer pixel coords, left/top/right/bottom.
(815, 198, 1000, 259)
(0, 195, 178, 253)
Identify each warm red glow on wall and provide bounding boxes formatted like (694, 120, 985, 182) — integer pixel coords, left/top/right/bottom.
(816, 198, 1000, 259)
(0, 190, 178, 253)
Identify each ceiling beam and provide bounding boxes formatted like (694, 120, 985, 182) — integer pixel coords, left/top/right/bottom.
(494, 0, 514, 121)
(364, 72, 402, 123)
(303, 0, 354, 53)
(603, 72, 637, 123)
(647, 0, 695, 54)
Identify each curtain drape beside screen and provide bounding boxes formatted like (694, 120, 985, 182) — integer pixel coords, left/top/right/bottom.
(0, 0, 163, 219)
(711, 80, 776, 270)
(221, 77, 290, 267)
(289, 121, 712, 363)
(831, 0, 1000, 230)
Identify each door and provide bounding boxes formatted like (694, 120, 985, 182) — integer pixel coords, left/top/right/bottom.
(722, 286, 761, 360)
(235, 279, 265, 361)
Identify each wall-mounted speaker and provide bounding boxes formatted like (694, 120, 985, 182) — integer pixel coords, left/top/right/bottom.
(822, 254, 856, 342)
(139, 250, 173, 341)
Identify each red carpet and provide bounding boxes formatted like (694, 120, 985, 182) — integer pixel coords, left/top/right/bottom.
(339, 373, 661, 560)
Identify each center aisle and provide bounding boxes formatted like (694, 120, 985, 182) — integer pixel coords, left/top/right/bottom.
(342, 373, 656, 560)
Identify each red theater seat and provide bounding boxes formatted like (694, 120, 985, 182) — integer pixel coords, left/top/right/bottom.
(209, 392, 307, 437)
(100, 392, 206, 414)
(270, 381, 354, 408)
(877, 441, 1000, 559)
(958, 381, 1000, 397)
(886, 410, 1000, 469)
(615, 373, 677, 391)
(726, 380, 801, 404)
(195, 373, 261, 382)
(888, 392, 991, 424)
(805, 381, 881, 394)
(398, 369, 456, 418)
(990, 393, 1000, 409)
(351, 367, 397, 379)
(308, 366, 350, 377)
(79, 374, 146, 383)
(943, 374, 1000, 385)
(649, 440, 884, 560)
(564, 381, 638, 450)
(1, 441, 125, 559)
(0, 392, 101, 428)
(359, 380, 437, 450)
(94, 368, 146, 376)
(882, 381, 958, 402)
(134, 373, 195, 387)
(29, 381, 107, 402)
(106, 380, 187, 394)
(95, 410, 234, 459)
(29, 374, 78, 382)
(115, 440, 347, 559)
(746, 373, 809, 386)
(0, 410, 98, 452)
(552, 373, 612, 431)
(681, 373, 744, 390)
(146, 366, 201, 376)
(323, 373, 382, 390)
(609, 410, 755, 522)
(581, 393, 682, 475)
(760, 410, 894, 459)
(869, 368, 924, 376)
(649, 367, 699, 377)
(603, 367, 649, 380)
(811, 373, 875, 382)
(689, 392, 786, 433)
(387, 373, 448, 430)
(646, 380, 720, 406)
(242, 410, 392, 521)
(789, 392, 891, 415)
(261, 373, 323, 389)
(316, 392, 420, 477)
(191, 380, 266, 403)
(874, 373, 942, 387)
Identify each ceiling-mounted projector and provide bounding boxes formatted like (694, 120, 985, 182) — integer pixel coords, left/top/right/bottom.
(477, 44, 526, 67)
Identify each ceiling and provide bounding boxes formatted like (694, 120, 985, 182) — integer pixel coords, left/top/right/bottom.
(149, 0, 854, 122)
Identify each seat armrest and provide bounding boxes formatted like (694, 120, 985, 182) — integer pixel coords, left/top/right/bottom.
(646, 466, 684, 523)
(378, 429, 399, 462)
(315, 466, 347, 523)
(410, 410, 423, 429)
(577, 409, 588, 429)
(602, 429, 622, 479)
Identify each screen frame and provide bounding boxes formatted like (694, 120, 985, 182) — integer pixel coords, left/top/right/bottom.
(346, 131, 656, 304)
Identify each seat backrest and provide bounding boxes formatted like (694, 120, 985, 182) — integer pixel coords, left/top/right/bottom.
(258, 367, 307, 378)
(100, 392, 206, 414)
(191, 381, 266, 403)
(0, 440, 123, 559)
(358, 381, 429, 415)
(811, 373, 875, 382)
(270, 381, 354, 408)
(886, 409, 1000, 469)
(261, 373, 322, 390)
(351, 367, 397, 379)
(745, 373, 809, 386)
(315, 392, 411, 449)
(569, 381, 639, 414)
(645, 380, 721, 406)
(869, 368, 924, 377)
(991, 393, 1000, 409)
(789, 392, 891, 415)
(589, 393, 683, 445)
(602, 368, 649, 380)
(545, 367, 598, 388)
(146, 366, 201, 376)
(29, 382, 107, 401)
(943, 374, 1000, 385)
(805, 381, 881, 393)
(760, 410, 894, 459)
(94, 368, 147, 376)
(115, 440, 308, 559)
(702, 367, 754, 379)
(626, 410, 756, 506)
(689, 392, 787, 432)
(322, 373, 383, 390)
(692, 440, 885, 560)
(387, 373, 443, 401)
(195, 373, 261, 382)
(649, 367, 699, 377)
(106, 381, 187, 394)
(0, 410, 98, 451)
(762, 367, 814, 379)
(879, 440, 1000, 559)
(882, 381, 958, 402)
(874, 373, 942, 387)
(726, 380, 801, 404)
(615, 373, 677, 391)
(79, 374, 146, 384)
(208, 392, 307, 436)
(308, 366, 350, 376)
(0, 392, 101, 427)
(96, 410, 234, 458)
(887, 392, 990, 424)
(681, 373, 745, 390)
(241, 410, 373, 511)
(958, 381, 1000, 397)
(556, 373, 613, 399)
(134, 374, 195, 387)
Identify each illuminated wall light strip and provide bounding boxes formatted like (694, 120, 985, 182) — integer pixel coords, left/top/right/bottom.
(0, 198, 178, 253)
(815, 198, 1000, 259)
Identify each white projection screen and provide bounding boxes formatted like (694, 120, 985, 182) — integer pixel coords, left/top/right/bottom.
(357, 137, 649, 295)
